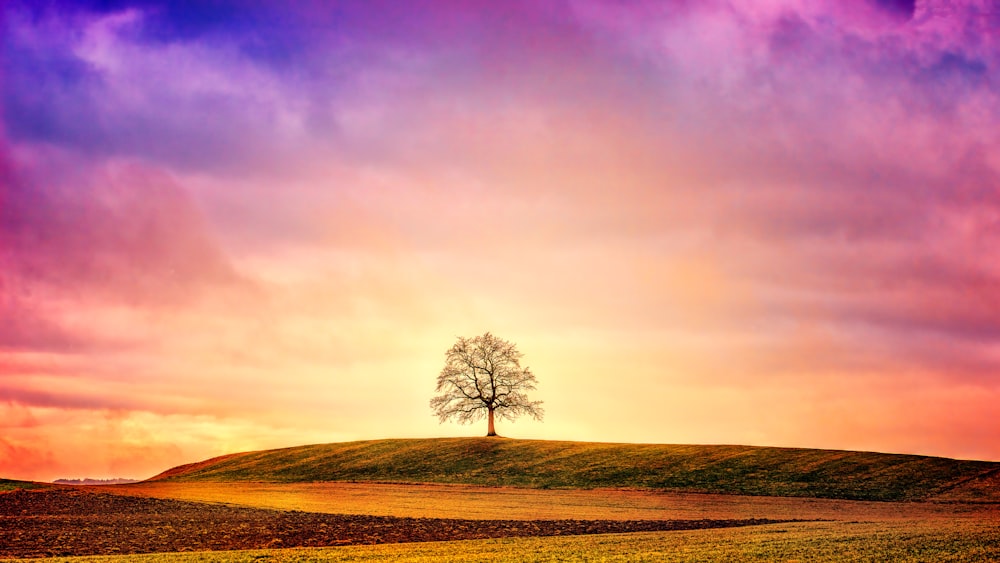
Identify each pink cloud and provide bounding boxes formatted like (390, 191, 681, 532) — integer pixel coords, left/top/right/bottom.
(2, 149, 252, 304)
(0, 437, 61, 479)
(3, 0, 1000, 480)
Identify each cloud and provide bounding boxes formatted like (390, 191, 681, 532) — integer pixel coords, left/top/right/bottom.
(3, 4, 317, 173)
(558, 0, 1000, 364)
(0, 436, 61, 479)
(4, 0, 1000, 477)
(0, 295, 99, 353)
(2, 150, 248, 306)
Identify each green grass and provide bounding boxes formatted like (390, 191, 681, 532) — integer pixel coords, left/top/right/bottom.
(0, 479, 46, 492)
(148, 437, 999, 501)
(10, 521, 1000, 562)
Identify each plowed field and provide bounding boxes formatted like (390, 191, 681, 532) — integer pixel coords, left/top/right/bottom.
(0, 488, 784, 558)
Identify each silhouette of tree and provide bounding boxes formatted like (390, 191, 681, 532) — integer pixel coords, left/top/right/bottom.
(430, 332, 543, 436)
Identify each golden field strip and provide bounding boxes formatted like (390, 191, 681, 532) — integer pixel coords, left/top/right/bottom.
(9, 520, 1000, 562)
(112, 481, 998, 522)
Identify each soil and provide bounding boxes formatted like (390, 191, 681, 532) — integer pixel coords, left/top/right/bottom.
(0, 488, 787, 558)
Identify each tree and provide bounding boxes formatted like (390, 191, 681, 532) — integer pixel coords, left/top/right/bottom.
(430, 332, 544, 437)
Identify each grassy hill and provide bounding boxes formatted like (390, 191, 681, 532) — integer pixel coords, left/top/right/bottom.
(148, 438, 1000, 502)
(0, 479, 47, 492)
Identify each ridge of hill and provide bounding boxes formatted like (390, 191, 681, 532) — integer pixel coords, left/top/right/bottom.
(147, 438, 1000, 502)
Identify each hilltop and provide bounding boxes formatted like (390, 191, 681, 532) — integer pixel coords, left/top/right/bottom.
(148, 438, 1000, 502)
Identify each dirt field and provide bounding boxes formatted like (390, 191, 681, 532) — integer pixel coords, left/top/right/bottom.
(0, 487, 781, 558)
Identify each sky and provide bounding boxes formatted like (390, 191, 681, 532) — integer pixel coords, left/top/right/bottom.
(2, 0, 1000, 481)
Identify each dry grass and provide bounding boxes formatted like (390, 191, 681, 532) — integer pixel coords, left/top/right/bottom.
(149, 437, 1000, 502)
(112, 481, 1000, 522)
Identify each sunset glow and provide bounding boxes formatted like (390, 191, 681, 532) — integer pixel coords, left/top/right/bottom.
(3, 0, 1000, 481)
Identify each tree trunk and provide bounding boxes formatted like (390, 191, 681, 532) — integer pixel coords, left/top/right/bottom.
(487, 408, 496, 436)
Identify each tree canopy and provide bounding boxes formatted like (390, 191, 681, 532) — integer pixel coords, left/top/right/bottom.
(430, 332, 544, 436)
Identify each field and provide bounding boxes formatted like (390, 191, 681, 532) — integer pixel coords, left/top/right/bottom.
(113, 481, 997, 522)
(2, 438, 999, 561)
(9, 521, 1000, 563)
(4, 487, 780, 558)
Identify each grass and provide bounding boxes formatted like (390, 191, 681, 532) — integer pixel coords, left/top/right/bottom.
(150, 437, 999, 502)
(114, 481, 1000, 522)
(9, 520, 1000, 562)
(0, 479, 46, 492)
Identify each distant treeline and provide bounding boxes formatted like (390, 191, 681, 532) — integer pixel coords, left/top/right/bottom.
(53, 478, 139, 485)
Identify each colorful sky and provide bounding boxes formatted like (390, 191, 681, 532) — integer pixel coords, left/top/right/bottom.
(3, 0, 1000, 481)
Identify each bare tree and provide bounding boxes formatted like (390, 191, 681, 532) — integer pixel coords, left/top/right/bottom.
(430, 332, 544, 437)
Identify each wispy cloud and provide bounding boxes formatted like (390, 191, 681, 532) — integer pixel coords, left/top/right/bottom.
(2, 0, 1000, 479)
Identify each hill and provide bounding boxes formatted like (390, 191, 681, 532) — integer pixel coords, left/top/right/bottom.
(0, 479, 47, 492)
(148, 438, 1000, 502)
